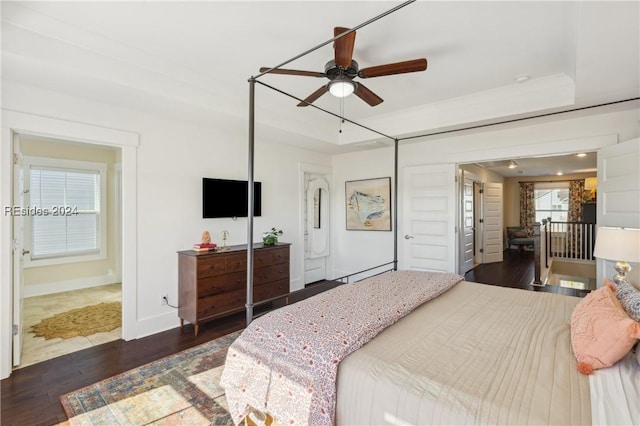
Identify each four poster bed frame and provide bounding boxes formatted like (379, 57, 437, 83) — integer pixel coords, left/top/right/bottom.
(225, 1, 638, 424)
(243, 1, 412, 326)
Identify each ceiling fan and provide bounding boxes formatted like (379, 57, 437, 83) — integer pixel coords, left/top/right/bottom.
(260, 27, 428, 107)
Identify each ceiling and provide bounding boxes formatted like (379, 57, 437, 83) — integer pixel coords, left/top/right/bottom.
(2, 1, 639, 157)
(470, 152, 597, 178)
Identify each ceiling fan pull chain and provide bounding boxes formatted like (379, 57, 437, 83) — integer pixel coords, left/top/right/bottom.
(339, 98, 345, 133)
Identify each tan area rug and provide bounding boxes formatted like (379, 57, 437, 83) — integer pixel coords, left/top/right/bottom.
(31, 301, 122, 340)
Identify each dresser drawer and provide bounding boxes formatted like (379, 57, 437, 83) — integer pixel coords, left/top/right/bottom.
(255, 246, 289, 267)
(225, 253, 247, 273)
(254, 263, 289, 285)
(197, 289, 245, 318)
(197, 271, 245, 297)
(197, 256, 227, 278)
(254, 279, 289, 302)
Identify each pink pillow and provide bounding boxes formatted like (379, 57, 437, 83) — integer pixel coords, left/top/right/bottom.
(570, 280, 640, 375)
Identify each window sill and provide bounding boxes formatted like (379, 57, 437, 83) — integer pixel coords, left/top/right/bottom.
(24, 252, 106, 268)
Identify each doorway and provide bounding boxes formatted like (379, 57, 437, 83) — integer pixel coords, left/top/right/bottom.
(12, 134, 123, 368)
(304, 173, 331, 284)
(1, 111, 138, 380)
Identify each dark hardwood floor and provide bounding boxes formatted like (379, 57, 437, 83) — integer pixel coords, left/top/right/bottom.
(0, 281, 341, 426)
(464, 248, 590, 298)
(2, 254, 584, 426)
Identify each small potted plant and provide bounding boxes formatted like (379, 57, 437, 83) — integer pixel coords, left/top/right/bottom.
(263, 228, 283, 246)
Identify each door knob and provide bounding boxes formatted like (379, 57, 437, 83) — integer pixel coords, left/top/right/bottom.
(404, 235, 414, 239)
(22, 249, 30, 255)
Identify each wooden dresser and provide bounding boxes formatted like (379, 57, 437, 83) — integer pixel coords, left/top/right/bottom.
(177, 243, 290, 335)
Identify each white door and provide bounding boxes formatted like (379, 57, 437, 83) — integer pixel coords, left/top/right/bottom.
(401, 164, 457, 272)
(481, 182, 504, 263)
(304, 176, 330, 284)
(461, 177, 476, 273)
(596, 138, 640, 285)
(12, 134, 24, 366)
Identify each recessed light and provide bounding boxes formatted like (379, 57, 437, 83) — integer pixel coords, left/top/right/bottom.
(576, 153, 587, 157)
(514, 74, 530, 83)
(557, 172, 564, 176)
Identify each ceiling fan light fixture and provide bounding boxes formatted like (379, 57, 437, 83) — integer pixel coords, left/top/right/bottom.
(328, 78, 355, 98)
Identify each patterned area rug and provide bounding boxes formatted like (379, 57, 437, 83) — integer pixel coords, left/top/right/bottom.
(60, 330, 242, 425)
(31, 302, 122, 340)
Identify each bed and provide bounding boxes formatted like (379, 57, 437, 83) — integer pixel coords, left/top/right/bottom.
(335, 279, 588, 425)
(219, 270, 612, 425)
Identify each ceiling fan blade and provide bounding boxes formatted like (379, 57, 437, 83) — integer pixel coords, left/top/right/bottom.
(354, 83, 383, 106)
(259, 67, 326, 77)
(358, 58, 428, 78)
(297, 86, 329, 107)
(334, 27, 356, 68)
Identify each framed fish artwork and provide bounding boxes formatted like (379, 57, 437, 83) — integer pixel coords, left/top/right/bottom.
(345, 177, 391, 231)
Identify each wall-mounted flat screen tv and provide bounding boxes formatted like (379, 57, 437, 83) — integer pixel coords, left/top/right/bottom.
(202, 178, 262, 218)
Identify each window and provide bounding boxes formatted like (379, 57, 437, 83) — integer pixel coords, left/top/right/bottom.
(534, 183, 569, 224)
(25, 157, 107, 266)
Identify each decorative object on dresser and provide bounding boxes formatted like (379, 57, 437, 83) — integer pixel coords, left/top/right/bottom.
(193, 230, 217, 252)
(219, 230, 230, 251)
(177, 243, 290, 335)
(201, 230, 212, 244)
(262, 228, 283, 246)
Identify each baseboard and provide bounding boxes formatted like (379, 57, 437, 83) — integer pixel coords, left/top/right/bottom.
(289, 276, 303, 292)
(135, 310, 181, 339)
(23, 273, 121, 298)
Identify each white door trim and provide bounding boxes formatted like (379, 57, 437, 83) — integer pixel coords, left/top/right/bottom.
(0, 110, 139, 379)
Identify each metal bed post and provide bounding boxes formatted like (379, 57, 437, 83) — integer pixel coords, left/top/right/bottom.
(246, 77, 256, 325)
(394, 138, 399, 271)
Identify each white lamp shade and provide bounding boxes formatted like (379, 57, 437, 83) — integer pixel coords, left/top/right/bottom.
(593, 227, 640, 263)
(328, 80, 355, 98)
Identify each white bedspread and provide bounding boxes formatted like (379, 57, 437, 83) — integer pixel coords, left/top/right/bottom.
(336, 281, 591, 425)
(589, 349, 640, 425)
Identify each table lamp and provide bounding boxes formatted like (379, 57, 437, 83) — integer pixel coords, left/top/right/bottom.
(593, 227, 640, 284)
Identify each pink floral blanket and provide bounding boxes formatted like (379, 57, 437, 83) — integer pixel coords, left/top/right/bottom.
(220, 270, 463, 425)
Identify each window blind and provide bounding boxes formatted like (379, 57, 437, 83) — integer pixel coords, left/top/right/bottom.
(30, 167, 100, 258)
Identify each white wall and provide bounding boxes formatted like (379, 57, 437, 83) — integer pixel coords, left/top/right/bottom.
(331, 147, 395, 278)
(1, 81, 331, 339)
(330, 108, 639, 274)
